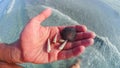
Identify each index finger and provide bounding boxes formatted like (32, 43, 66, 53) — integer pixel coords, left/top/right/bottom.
(58, 25, 87, 33)
(58, 46, 85, 60)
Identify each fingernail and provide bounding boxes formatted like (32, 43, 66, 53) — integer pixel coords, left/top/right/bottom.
(47, 39, 51, 53)
(59, 40, 67, 50)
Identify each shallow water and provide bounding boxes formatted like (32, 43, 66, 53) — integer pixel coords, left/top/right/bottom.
(0, 0, 120, 68)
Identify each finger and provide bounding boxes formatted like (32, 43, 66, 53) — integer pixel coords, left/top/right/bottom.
(58, 46, 85, 60)
(73, 38, 94, 47)
(63, 38, 94, 49)
(76, 25, 87, 32)
(75, 32, 96, 41)
(32, 8, 52, 24)
(58, 25, 87, 33)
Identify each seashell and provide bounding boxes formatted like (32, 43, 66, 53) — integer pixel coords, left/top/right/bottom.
(60, 27, 76, 42)
(59, 40, 67, 50)
(47, 39, 51, 53)
(53, 34, 57, 43)
(59, 39, 65, 43)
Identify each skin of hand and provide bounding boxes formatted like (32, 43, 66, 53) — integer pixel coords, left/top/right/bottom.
(19, 8, 96, 64)
(0, 8, 95, 65)
(0, 62, 23, 68)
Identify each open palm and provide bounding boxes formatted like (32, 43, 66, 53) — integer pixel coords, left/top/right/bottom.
(20, 8, 95, 64)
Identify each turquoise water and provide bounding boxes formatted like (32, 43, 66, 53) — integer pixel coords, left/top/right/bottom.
(0, 0, 120, 68)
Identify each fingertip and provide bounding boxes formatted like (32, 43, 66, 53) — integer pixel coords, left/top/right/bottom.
(46, 8, 52, 11)
(76, 25, 87, 32)
(83, 38, 94, 47)
(77, 46, 85, 53)
(35, 8, 52, 23)
(92, 32, 96, 38)
(88, 31, 96, 39)
(73, 46, 85, 56)
(89, 38, 94, 46)
(43, 8, 52, 18)
(45, 8, 52, 13)
(80, 46, 85, 52)
(81, 25, 87, 32)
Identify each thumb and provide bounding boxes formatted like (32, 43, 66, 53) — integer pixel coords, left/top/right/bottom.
(31, 8, 52, 25)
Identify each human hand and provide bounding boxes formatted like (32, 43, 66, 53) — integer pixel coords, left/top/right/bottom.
(20, 8, 96, 64)
(0, 62, 22, 68)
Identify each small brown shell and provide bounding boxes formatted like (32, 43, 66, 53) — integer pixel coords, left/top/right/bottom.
(60, 27, 76, 42)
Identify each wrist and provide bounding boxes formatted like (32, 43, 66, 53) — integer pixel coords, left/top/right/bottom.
(0, 40, 24, 63)
(9, 40, 24, 63)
